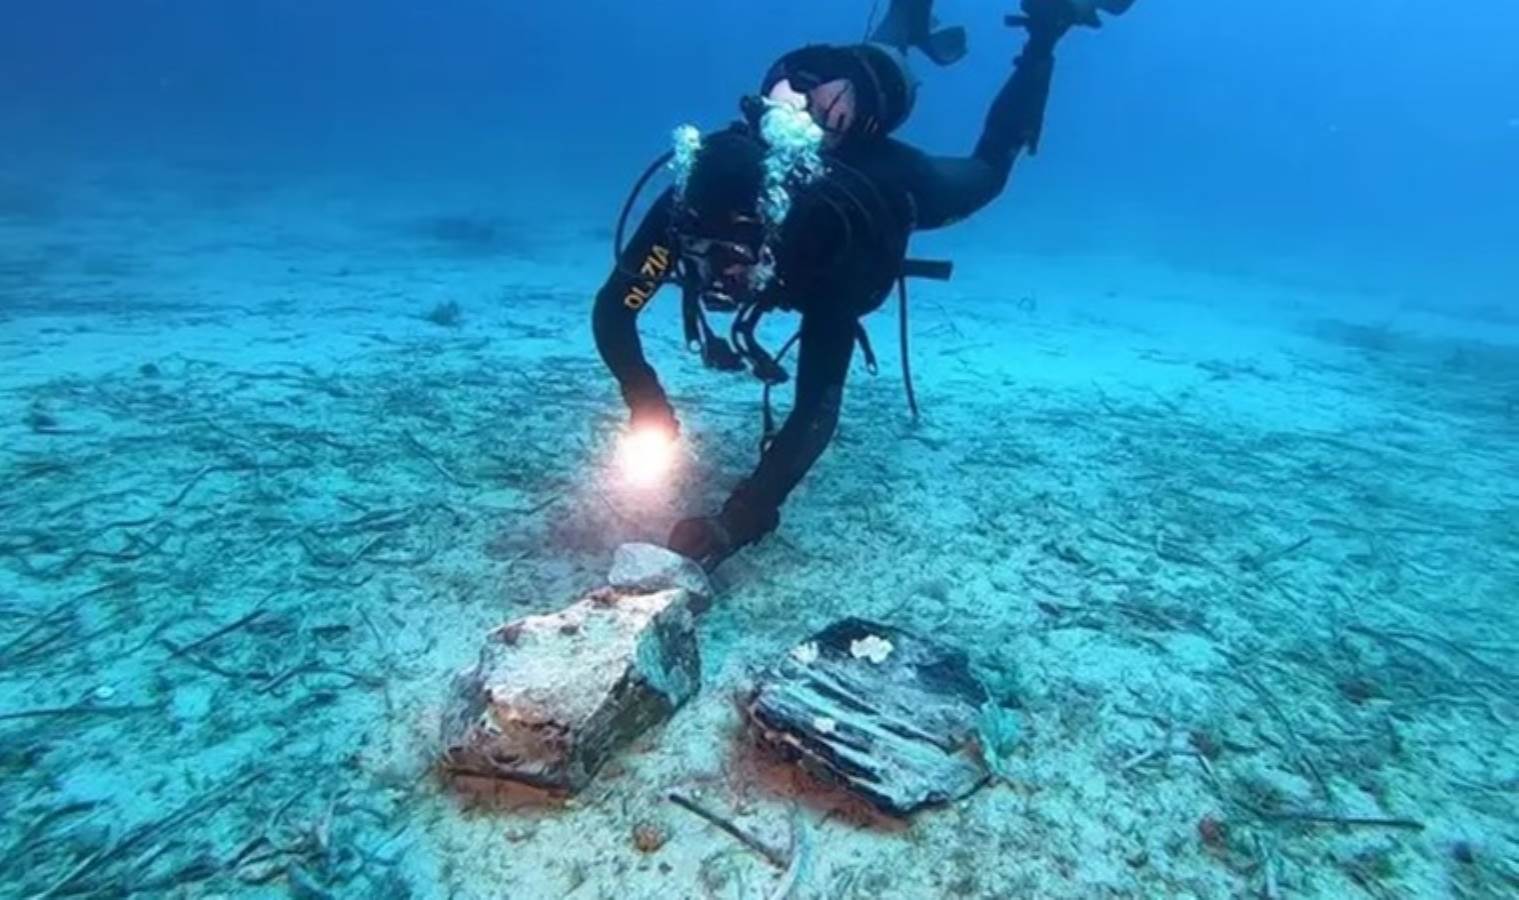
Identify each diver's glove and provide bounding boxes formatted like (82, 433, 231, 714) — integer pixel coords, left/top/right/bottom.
(667, 488, 780, 572)
(622, 378, 680, 438)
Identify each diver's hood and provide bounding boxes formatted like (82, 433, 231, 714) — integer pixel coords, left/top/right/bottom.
(758, 43, 918, 144)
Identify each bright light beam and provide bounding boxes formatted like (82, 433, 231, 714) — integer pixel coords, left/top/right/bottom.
(617, 426, 676, 488)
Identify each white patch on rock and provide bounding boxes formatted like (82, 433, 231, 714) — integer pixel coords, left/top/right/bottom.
(789, 641, 820, 665)
(849, 634, 894, 664)
(813, 716, 838, 735)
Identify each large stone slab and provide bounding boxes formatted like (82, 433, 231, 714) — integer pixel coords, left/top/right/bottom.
(745, 618, 991, 816)
(440, 586, 700, 792)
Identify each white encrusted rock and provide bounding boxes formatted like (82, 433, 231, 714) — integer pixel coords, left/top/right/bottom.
(440, 586, 700, 793)
(609, 543, 713, 612)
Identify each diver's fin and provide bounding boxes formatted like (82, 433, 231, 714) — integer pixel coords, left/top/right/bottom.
(921, 26, 968, 66)
(1082, 0, 1137, 27)
(1007, 0, 1138, 30)
(871, 0, 969, 66)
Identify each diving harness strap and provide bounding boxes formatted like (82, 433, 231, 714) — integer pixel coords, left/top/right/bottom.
(679, 257, 952, 455)
(614, 149, 953, 455)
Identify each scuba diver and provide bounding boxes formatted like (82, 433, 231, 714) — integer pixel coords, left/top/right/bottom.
(593, 0, 1138, 571)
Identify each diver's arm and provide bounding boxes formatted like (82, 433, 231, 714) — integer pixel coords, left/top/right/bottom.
(592, 190, 678, 417)
(729, 310, 857, 523)
(886, 14, 1066, 231)
(668, 308, 856, 568)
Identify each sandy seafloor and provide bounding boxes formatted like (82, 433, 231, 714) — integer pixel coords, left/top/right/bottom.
(1, 160, 1517, 900)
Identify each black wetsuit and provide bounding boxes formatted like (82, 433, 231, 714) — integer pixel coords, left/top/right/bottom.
(593, 29, 1061, 534)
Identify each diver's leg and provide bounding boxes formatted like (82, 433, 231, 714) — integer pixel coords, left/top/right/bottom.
(875, 1, 1133, 230)
(871, 145, 1007, 231)
(977, 0, 1139, 164)
(856, 22, 1061, 230)
(973, 11, 1067, 171)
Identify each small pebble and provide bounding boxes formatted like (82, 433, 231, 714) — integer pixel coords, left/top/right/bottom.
(92, 686, 117, 702)
(632, 822, 668, 853)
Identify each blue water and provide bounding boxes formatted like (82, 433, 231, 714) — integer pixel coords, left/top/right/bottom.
(3, 2, 1517, 898)
(6, 1, 1516, 298)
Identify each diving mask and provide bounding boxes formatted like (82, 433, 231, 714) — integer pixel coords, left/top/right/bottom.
(676, 212, 772, 311)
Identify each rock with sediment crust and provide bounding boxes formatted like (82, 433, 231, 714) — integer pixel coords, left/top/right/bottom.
(746, 618, 991, 816)
(440, 586, 700, 792)
(609, 543, 713, 612)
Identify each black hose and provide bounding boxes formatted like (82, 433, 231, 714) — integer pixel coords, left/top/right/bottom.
(614, 149, 675, 263)
(897, 277, 919, 420)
